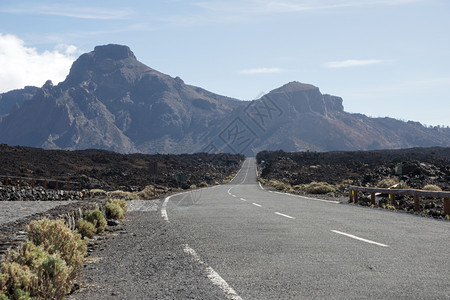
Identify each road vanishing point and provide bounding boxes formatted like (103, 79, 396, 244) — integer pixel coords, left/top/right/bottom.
(163, 158, 450, 299)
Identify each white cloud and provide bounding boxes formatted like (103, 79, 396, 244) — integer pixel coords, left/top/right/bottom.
(239, 67, 285, 74)
(0, 34, 80, 93)
(324, 59, 384, 68)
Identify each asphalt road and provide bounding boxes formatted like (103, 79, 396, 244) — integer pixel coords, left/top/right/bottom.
(165, 158, 450, 299)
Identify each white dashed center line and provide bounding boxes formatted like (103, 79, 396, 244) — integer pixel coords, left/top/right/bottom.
(274, 212, 295, 219)
(331, 230, 389, 247)
(240, 198, 247, 201)
(252, 203, 262, 207)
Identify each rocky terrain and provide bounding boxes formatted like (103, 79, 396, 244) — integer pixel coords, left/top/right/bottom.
(0, 144, 244, 191)
(1, 44, 450, 155)
(257, 147, 450, 218)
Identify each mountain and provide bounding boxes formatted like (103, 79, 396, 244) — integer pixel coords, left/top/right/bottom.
(0, 44, 449, 155)
(0, 86, 38, 118)
(0, 44, 241, 153)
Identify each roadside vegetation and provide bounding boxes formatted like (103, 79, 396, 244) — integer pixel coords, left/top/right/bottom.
(0, 199, 127, 299)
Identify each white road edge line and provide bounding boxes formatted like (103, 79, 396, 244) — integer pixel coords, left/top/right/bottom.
(274, 212, 295, 219)
(331, 230, 389, 247)
(258, 182, 264, 190)
(183, 244, 243, 300)
(252, 203, 262, 207)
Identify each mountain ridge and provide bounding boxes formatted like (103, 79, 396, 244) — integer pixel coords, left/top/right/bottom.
(0, 44, 449, 155)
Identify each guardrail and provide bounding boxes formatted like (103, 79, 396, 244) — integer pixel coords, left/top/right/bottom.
(0, 175, 81, 192)
(348, 185, 450, 215)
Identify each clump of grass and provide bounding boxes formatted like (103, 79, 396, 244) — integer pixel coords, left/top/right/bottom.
(422, 184, 442, 192)
(377, 178, 398, 188)
(198, 181, 208, 188)
(303, 182, 335, 194)
(382, 204, 397, 211)
(105, 199, 127, 220)
(268, 179, 287, 191)
(89, 189, 107, 197)
(189, 184, 197, 189)
(109, 190, 138, 200)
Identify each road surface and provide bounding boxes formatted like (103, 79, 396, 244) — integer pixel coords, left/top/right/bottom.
(164, 157, 450, 299)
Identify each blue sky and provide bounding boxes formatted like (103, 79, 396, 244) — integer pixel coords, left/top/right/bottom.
(1, 0, 449, 126)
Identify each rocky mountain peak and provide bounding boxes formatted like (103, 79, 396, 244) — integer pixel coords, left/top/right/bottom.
(277, 81, 318, 92)
(93, 44, 136, 60)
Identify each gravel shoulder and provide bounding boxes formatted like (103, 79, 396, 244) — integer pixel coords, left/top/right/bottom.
(69, 200, 227, 300)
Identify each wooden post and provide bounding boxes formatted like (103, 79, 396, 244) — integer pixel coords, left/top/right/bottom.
(32, 179, 35, 189)
(67, 180, 70, 192)
(370, 192, 376, 206)
(78, 183, 81, 192)
(444, 198, 450, 216)
(389, 193, 395, 207)
(349, 189, 353, 202)
(413, 195, 420, 212)
(19, 177, 21, 187)
(5, 176, 8, 187)
(354, 190, 358, 203)
(55, 181, 59, 191)
(44, 179, 47, 189)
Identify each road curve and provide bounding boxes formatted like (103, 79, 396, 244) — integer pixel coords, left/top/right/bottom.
(165, 158, 450, 299)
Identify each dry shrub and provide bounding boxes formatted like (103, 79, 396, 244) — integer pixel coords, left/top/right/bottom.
(0, 240, 72, 299)
(108, 190, 138, 200)
(89, 189, 107, 197)
(423, 184, 442, 192)
(83, 209, 107, 234)
(26, 218, 87, 282)
(269, 179, 287, 191)
(198, 181, 208, 188)
(105, 199, 127, 220)
(377, 178, 398, 188)
(303, 182, 335, 194)
(77, 219, 96, 239)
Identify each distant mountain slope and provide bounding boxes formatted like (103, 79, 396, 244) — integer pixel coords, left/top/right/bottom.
(0, 44, 242, 153)
(0, 86, 38, 118)
(0, 44, 449, 154)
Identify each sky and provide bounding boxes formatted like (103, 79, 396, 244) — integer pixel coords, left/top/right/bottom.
(1, 0, 449, 126)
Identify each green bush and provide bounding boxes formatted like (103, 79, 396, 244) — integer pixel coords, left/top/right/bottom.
(105, 199, 127, 220)
(303, 182, 335, 194)
(423, 184, 442, 192)
(0, 219, 88, 300)
(37, 254, 71, 299)
(26, 218, 87, 282)
(0, 241, 71, 299)
(76, 219, 97, 239)
(83, 209, 107, 234)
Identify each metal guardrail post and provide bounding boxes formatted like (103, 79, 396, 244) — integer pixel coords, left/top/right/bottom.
(413, 195, 420, 211)
(444, 198, 450, 216)
(370, 192, 376, 205)
(389, 193, 395, 207)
